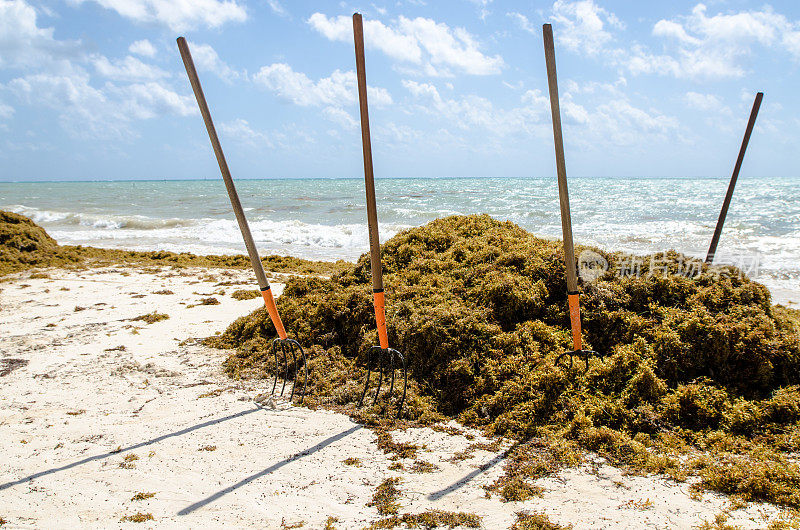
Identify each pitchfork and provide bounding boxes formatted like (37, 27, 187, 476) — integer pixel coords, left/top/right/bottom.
(542, 25, 598, 373)
(177, 37, 307, 403)
(352, 14, 408, 416)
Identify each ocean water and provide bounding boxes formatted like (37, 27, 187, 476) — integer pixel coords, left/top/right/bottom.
(1, 177, 798, 299)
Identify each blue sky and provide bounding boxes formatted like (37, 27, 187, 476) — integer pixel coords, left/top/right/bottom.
(0, 0, 798, 180)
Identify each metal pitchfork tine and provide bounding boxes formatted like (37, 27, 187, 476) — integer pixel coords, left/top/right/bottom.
(177, 37, 308, 403)
(352, 13, 408, 417)
(542, 25, 598, 373)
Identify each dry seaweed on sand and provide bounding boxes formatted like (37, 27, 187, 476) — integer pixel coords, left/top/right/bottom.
(130, 492, 155, 501)
(188, 297, 219, 308)
(511, 512, 571, 530)
(484, 437, 580, 502)
(368, 478, 402, 516)
(409, 460, 438, 473)
(399, 510, 481, 529)
(231, 289, 260, 300)
(209, 214, 800, 507)
(366, 511, 482, 529)
(130, 312, 169, 324)
(364, 477, 481, 529)
(119, 512, 153, 523)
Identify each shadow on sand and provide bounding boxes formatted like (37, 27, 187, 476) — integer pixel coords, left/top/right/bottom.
(177, 424, 362, 515)
(427, 451, 505, 501)
(0, 407, 261, 491)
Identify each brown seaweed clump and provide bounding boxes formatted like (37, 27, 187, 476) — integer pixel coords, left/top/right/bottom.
(211, 214, 800, 507)
(0, 210, 81, 275)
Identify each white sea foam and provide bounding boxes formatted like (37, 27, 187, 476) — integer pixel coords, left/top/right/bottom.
(36, 212, 410, 261)
(9, 205, 195, 231)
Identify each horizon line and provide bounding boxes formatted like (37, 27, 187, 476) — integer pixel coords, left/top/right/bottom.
(0, 175, 793, 184)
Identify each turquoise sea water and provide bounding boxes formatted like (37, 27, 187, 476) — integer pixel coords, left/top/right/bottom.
(1, 177, 798, 299)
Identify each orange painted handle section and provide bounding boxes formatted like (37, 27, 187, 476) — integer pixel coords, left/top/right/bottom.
(567, 293, 582, 351)
(373, 291, 389, 349)
(261, 288, 287, 340)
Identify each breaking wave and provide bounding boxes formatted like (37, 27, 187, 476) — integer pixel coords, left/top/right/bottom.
(8, 205, 408, 261)
(8, 205, 195, 231)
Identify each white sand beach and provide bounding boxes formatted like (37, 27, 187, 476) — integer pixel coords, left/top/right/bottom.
(0, 266, 790, 528)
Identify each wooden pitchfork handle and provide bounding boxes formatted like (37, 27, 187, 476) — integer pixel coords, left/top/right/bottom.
(353, 13, 389, 350)
(705, 92, 763, 265)
(176, 36, 287, 340)
(543, 23, 583, 352)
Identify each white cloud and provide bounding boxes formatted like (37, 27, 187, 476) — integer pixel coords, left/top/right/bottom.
(783, 29, 800, 58)
(551, 0, 624, 55)
(253, 63, 392, 108)
(9, 71, 97, 109)
(507, 12, 535, 34)
(468, 0, 493, 21)
(402, 79, 548, 136)
(686, 91, 725, 112)
(188, 42, 239, 82)
(598, 99, 678, 140)
(8, 69, 195, 138)
(254, 64, 348, 106)
(631, 4, 800, 79)
(252, 63, 390, 130)
(266, 0, 288, 18)
(68, 0, 246, 32)
(93, 55, 168, 81)
(625, 46, 682, 77)
(546, 2, 800, 80)
(9, 71, 122, 137)
(305, 12, 348, 40)
(560, 93, 589, 125)
(2, 0, 198, 138)
(400, 16, 503, 75)
(322, 106, 358, 129)
(112, 81, 196, 119)
(686, 4, 780, 44)
(563, 77, 625, 95)
(220, 118, 273, 147)
(307, 13, 503, 76)
(652, 19, 700, 45)
(0, 102, 13, 120)
(402, 79, 438, 99)
(555, 79, 679, 144)
(128, 39, 156, 57)
(307, 13, 422, 63)
(0, 0, 81, 69)
(375, 121, 423, 145)
(557, 94, 679, 146)
(403, 77, 679, 148)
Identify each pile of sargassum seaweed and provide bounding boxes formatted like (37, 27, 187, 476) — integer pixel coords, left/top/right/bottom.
(213, 214, 800, 507)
